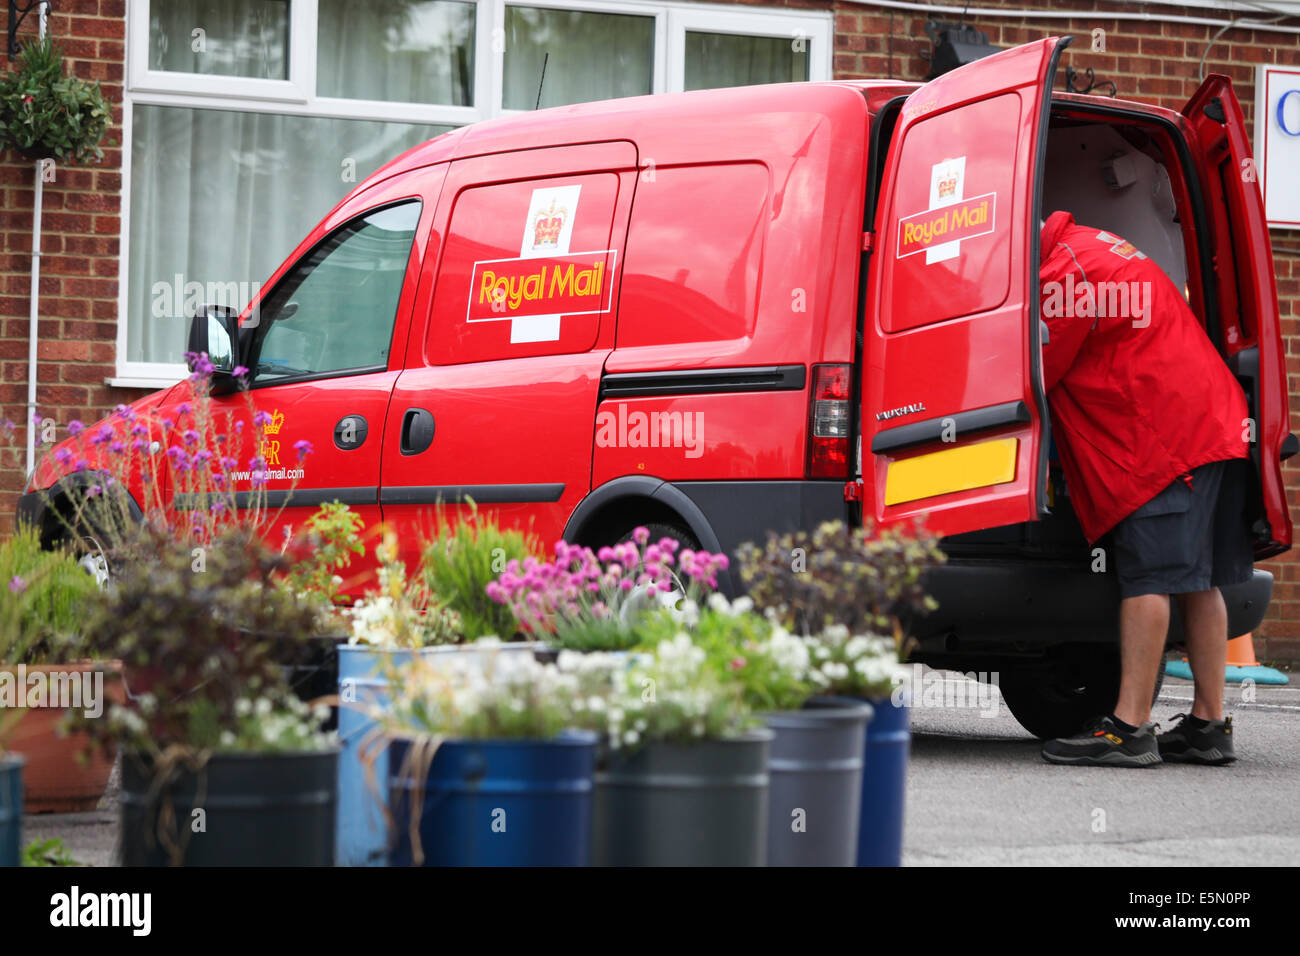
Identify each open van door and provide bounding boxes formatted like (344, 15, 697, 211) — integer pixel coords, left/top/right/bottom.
(1182, 76, 1294, 557)
(863, 37, 1069, 536)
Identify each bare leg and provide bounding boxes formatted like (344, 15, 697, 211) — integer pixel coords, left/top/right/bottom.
(1113, 593, 1169, 726)
(1177, 588, 1227, 721)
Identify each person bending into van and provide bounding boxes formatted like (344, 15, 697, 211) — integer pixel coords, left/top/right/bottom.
(1036, 210, 1251, 768)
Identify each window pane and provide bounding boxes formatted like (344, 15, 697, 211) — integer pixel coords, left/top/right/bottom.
(684, 31, 809, 91)
(503, 7, 652, 110)
(317, 0, 475, 105)
(254, 203, 422, 380)
(128, 105, 448, 364)
(149, 0, 289, 79)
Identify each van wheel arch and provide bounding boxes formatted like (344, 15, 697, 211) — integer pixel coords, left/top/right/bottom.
(563, 476, 736, 595)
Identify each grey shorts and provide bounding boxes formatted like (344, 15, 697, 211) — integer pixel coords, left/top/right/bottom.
(1108, 459, 1254, 600)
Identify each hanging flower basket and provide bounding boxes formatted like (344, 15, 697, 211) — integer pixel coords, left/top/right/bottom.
(0, 36, 111, 164)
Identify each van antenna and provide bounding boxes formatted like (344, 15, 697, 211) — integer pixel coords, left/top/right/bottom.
(535, 52, 549, 110)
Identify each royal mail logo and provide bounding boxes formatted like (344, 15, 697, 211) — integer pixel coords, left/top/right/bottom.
(896, 192, 997, 259)
(467, 250, 617, 325)
(262, 409, 284, 435)
(532, 200, 566, 248)
(937, 172, 959, 199)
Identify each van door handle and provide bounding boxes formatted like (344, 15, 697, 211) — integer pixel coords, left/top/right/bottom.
(400, 408, 435, 456)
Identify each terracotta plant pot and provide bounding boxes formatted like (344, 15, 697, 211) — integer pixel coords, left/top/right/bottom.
(0, 661, 124, 813)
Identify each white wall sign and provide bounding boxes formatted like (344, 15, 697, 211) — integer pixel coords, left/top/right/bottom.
(1256, 65, 1300, 229)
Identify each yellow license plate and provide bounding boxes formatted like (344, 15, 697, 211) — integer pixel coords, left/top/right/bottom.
(884, 437, 1019, 506)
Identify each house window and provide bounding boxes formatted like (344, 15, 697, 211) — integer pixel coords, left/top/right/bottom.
(120, 0, 831, 384)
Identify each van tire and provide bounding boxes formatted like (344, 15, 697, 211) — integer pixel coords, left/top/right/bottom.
(998, 650, 1165, 740)
(616, 522, 700, 553)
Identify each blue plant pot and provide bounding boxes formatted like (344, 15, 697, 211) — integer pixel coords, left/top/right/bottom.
(335, 643, 538, 866)
(0, 754, 23, 868)
(387, 731, 598, 867)
(856, 695, 910, 867)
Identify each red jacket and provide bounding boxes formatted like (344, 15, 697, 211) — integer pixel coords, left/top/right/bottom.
(1039, 211, 1249, 543)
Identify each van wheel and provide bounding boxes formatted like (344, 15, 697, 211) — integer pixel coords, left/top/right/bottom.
(63, 528, 117, 590)
(998, 650, 1164, 740)
(613, 522, 700, 616)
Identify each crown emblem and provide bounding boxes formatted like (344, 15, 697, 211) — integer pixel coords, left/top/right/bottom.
(263, 409, 285, 435)
(937, 172, 958, 199)
(533, 200, 566, 247)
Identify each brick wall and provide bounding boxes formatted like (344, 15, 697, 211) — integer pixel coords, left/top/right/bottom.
(830, 0, 1300, 664)
(0, 0, 137, 531)
(1, 0, 1298, 662)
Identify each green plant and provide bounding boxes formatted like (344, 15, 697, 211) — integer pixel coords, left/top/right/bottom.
(486, 529, 731, 652)
(637, 595, 815, 712)
(0, 525, 101, 665)
(22, 837, 77, 867)
(736, 520, 946, 639)
(803, 625, 908, 700)
(70, 525, 331, 755)
(420, 503, 539, 640)
(0, 36, 112, 163)
(382, 644, 622, 741)
(586, 633, 755, 749)
(348, 531, 459, 647)
(279, 501, 366, 632)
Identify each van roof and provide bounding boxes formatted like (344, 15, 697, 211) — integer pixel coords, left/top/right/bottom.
(368, 78, 1186, 187)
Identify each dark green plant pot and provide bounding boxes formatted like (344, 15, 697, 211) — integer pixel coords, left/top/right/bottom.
(119, 748, 338, 866)
(764, 697, 873, 866)
(0, 754, 23, 868)
(592, 729, 773, 866)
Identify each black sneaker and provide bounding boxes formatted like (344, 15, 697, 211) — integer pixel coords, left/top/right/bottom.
(1157, 713, 1236, 765)
(1041, 715, 1162, 767)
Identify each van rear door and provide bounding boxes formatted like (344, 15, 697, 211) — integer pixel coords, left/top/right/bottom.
(862, 37, 1069, 536)
(1182, 76, 1294, 557)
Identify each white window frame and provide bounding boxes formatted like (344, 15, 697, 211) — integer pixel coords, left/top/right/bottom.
(114, 0, 832, 387)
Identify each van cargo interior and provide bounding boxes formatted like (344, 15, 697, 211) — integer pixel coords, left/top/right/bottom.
(946, 106, 1239, 564)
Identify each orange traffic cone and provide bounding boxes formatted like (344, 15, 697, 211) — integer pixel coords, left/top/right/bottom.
(1164, 633, 1290, 684)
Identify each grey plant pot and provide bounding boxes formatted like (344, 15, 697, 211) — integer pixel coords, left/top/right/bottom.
(764, 697, 873, 867)
(592, 729, 773, 866)
(0, 754, 23, 868)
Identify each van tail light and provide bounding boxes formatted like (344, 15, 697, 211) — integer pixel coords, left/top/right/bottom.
(807, 364, 852, 479)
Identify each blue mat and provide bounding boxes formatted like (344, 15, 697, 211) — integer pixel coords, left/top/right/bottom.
(1164, 658, 1290, 685)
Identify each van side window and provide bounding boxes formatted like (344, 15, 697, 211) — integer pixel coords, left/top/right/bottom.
(618, 163, 768, 348)
(252, 201, 421, 382)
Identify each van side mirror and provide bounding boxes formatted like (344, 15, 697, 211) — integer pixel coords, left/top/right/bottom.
(187, 305, 242, 390)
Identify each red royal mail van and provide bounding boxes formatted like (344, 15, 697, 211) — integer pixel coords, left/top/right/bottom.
(21, 37, 1293, 738)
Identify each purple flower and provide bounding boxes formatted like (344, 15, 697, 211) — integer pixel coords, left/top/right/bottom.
(30, 412, 41, 428)
(160, 417, 174, 431)
(130, 422, 148, 436)
(67, 420, 84, 436)
(193, 449, 213, 465)
(53, 447, 72, 465)
(131, 439, 149, 453)
(176, 403, 192, 419)
(73, 458, 89, 472)
(250, 455, 266, 472)
(109, 441, 125, 455)
(89, 427, 112, 446)
(232, 366, 249, 379)
(234, 421, 245, 434)
(9, 575, 25, 594)
(1, 419, 14, 435)
(293, 439, 313, 460)
(183, 429, 201, 446)
(253, 411, 273, 429)
(210, 501, 226, 515)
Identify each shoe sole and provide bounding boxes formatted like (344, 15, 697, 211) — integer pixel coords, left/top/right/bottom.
(1159, 747, 1235, 766)
(1042, 749, 1162, 767)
